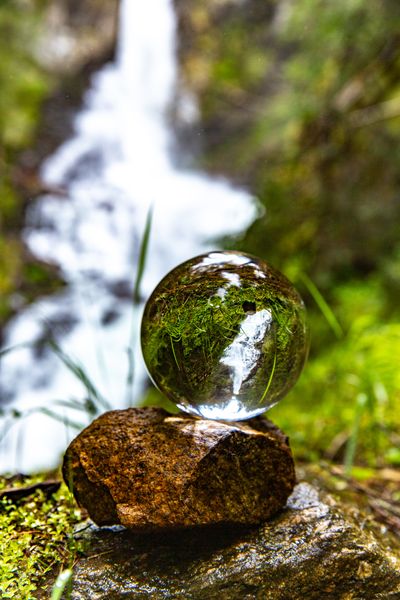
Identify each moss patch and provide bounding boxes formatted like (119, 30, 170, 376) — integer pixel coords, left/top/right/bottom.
(0, 474, 85, 599)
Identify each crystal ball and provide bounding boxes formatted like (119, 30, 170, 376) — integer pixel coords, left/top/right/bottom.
(141, 251, 308, 421)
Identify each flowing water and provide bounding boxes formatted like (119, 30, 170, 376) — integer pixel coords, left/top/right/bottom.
(0, 0, 256, 473)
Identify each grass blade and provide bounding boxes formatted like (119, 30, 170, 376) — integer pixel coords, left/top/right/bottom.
(344, 393, 368, 474)
(300, 272, 344, 339)
(126, 205, 154, 403)
(0, 341, 32, 359)
(51, 569, 73, 600)
(49, 340, 111, 411)
(259, 348, 277, 404)
(126, 346, 135, 387)
(0, 416, 20, 445)
(51, 398, 97, 415)
(133, 205, 153, 304)
(38, 408, 86, 431)
(0, 403, 87, 448)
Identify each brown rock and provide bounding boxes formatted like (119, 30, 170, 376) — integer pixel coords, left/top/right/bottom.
(43, 482, 400, 599)
(37, 0, 119, 75)
(62, 407, 295, 531)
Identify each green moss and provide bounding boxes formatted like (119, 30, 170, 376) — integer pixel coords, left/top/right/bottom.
(0, 177, 19, 225)
(0, 237, 22, 297)
(270, 319, 400, 467)
(0, 474, 85, 599)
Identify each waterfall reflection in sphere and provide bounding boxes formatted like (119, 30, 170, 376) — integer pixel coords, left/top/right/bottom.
(140, 251, 309, 421)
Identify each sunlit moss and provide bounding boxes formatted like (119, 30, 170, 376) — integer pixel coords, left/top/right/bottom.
(270, 320, 400, 467)
(0, 475, 85, 599)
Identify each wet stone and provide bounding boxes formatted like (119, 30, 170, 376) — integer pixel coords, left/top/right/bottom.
(48, 482, 400, 600)
(141, 251, 308, 421)
(62, 408, 296, 531)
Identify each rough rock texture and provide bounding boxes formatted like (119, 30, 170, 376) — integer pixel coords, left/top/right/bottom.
(53, 482, 400, 599)
(38, 0, 119, 76)
(29, 0, 119, 166)
(63, 407, 295, 531)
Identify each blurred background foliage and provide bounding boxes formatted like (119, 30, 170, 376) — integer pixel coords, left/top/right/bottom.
(1, 0, 399, 470)
(0, 0, 52, 324)
(174, 0, 400, 470)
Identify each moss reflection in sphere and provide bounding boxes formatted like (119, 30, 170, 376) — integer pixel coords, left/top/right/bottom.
(141, 251, 309, 421)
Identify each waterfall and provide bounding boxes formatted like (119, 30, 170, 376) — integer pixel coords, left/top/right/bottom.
(0, 0, 256, 473)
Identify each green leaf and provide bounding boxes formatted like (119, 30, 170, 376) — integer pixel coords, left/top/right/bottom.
(133, 205, 153, 304)
(48, 340, 111, 411)
(51, 568, 73, 600)
(300, 272, 344, 339)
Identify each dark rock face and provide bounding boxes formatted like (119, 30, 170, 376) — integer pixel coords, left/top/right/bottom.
(29, 0, 119, 166)
(60, 482, 400, 599)
(63, 408, 295, 531)
(38, 0, 119, 76)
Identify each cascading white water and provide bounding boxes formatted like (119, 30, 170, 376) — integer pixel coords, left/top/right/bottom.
(0, 0, 256, 473)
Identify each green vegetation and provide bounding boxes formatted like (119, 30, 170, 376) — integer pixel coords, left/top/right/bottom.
(0, 0, 56, 325)
(1, 0, 396, 469)
(0, 475, 84, 599)
(0, 0, 397, 473)
(0, 2, 399, 589)
(0, 2, 48, 152)
(177, 0, 400, 469)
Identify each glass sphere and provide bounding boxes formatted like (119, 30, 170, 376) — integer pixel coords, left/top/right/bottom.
(141, 251, 308, 421)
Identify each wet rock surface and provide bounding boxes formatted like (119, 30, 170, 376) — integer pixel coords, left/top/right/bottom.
(63, 408, 295, 531)
(57, 482, 400, 599)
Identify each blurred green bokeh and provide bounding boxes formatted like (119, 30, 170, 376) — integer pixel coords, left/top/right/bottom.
(173, 0, 400, 468)
(0, 0, 52, 323)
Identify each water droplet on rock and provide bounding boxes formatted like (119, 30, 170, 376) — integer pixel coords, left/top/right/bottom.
(141, 251, 309, 421)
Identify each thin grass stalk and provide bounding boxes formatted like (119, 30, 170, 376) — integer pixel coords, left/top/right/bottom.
(126, 205, 154, 405)
(0, 341, 32, 358)
(344, 392, 368, 474)
(38, 408, 86, 431)
(133, 205, 153, 305)
(300, 272, 344, 339)
(51, 569, 73, 600)
(48, 340, 111, 411)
